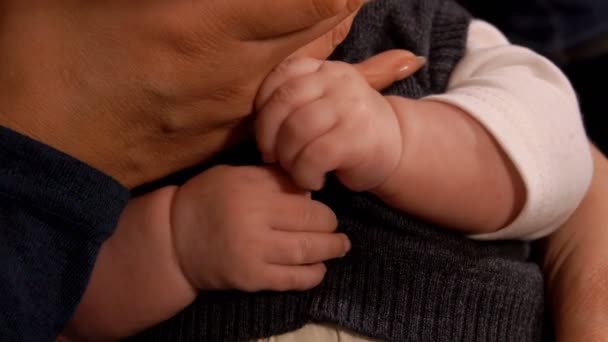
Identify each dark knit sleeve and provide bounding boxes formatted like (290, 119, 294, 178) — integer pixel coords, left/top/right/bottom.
(0, 126, 130, 341)
(428, 0, 471, 93)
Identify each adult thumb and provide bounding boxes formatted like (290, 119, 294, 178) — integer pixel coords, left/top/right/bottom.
(226, 0, 365, 41)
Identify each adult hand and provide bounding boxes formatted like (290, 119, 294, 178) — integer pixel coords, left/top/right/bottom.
(0, 0, 365, 188)
(544, 145, 608, 341)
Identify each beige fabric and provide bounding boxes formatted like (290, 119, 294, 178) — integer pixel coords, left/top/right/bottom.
(257, 324, 381, 342)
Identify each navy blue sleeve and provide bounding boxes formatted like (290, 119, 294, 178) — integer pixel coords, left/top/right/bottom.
(0, 126, 130, 341)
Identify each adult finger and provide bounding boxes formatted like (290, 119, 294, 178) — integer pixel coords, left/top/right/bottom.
(221, 0, 365, 41)
(289, 9, 359, 60)
(354, 50, 426, 90)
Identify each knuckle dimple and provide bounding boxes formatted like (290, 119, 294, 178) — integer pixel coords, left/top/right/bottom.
(272, 57, 317, 78)
(339, 72, 356, 85)
(274, 241, 293, 263)
(296, 237, 313, 263)
(300, 207, 315, 227)
(315, 139, 340, 163)
(320, 61, 363, 87)
(272, 84, 297, 105)
(282, 115, 301, 137)
(283, 115, 317, 145)
(272, 58, 296, 76)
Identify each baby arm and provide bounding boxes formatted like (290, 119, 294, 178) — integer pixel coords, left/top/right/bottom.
(60, 186, 196, 341)
(255, 21, 592, 238)
(61, 166, 348, 341)
(425, 20, 593, 239)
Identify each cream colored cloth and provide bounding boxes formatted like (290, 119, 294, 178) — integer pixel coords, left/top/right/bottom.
(257, 324, 381, 342)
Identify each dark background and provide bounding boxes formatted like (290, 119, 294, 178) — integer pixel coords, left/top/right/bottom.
(460, 0, 608, 153)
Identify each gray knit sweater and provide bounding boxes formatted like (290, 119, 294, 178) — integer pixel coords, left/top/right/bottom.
(132, 1, 544, 341)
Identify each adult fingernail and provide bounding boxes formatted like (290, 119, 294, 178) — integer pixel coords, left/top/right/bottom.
(415, 56, 427, 65)
(396, 56, 426, 79)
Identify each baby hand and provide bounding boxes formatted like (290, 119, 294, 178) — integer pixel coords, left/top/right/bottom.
(62, 165, 346, 341)
(171, 165, 350, 292)
(255, 51, 421, 191)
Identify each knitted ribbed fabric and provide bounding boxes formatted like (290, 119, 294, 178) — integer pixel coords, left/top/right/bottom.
(132, 1, 544, 341)
(0, 127, 130, 341)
